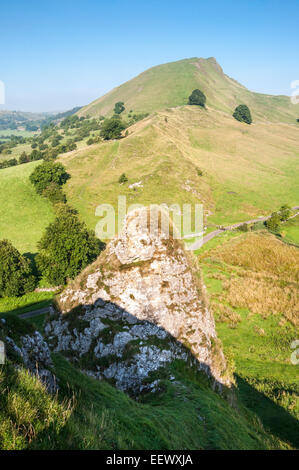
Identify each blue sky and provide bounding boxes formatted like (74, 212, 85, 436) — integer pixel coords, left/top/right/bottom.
(1, 0, 298, 112)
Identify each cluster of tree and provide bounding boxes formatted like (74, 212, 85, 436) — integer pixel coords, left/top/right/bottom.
(36, 204, 103, 285)
(0, 158, 18, 169)
(25, 123, 39, 131)
(60, 114, 85, 130)
(99, 103, 149, 140)
(27, 162, 103, 285)
(0, 135, 26, 154)
(0, 104, 151, 169)
(0, 204, 103, 294)
(187, 89, 253, 125)
(265, 205, 291, 233)
(100, 117, 126, 140)
(0, 127, 79, 170)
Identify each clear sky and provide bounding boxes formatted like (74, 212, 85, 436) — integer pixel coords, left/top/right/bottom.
(1, 0, 298, 112)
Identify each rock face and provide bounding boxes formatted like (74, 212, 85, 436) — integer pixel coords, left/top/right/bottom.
(45, 207, 230, 393)
(4, 329, 57, 393)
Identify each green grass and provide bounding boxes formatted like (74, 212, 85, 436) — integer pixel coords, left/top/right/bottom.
(0, 291, 54, 316)
(79, 57, 299, 124)
(282, 215, 299, 245)
(1, 105, 298, 253)
(0, 129, 37, 138)
(0, 162, 54, 253)
(0, 349, 289, 450)
(60, 106, 299, 234)
(200, 234, 299, 448)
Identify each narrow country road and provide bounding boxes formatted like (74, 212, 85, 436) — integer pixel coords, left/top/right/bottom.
(19, 306, 50, 319)
(187, 206, 299, 251)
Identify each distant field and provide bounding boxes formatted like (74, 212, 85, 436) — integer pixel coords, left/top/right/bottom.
(0, 162, 54, 253)
(0, 129, 37, 138)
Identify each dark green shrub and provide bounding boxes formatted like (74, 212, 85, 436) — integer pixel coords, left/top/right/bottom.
(188, 89, 206, 107)
(233, 105, 252, 124)
(279, 205, 291, 221)
(19, 152, 29, 164)
(114, 101, 125, 114)
(42, 182, 67, 205)
(118, 173, 128, 184)
(238, 223, 249, 232)
(265, 212, 281, 233)
(0, 240, 36, 297)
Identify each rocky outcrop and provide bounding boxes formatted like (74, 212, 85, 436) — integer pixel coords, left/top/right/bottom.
(1, 317, 57, 393)
(45, 207, 230, 394)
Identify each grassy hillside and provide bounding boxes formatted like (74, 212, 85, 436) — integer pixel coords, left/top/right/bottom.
(1, 105, 298, 253)
(0, 313, 290, 450)
(61, 106, 299, 233)
(0, 162, 54, 253)
(281, 214, 299, 245)
(199, 231, 299, 448)
(79, 57, 299, 124)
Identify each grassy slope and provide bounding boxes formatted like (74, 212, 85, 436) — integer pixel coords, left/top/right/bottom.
(0, 105, 298, 251)
(79, 57, 299, 124)
(281, 214, 299, 245)
(0, 313, 288, 450)
(199, 231, 299, 448)
(0, 162, 54, 254)
(61, 106, 299, 234)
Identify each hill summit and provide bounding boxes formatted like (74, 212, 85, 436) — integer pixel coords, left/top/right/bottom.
(79, 57, 299, 123)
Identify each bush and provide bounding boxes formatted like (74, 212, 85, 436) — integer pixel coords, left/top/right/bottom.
(238, 223, 249, 232)
(114, 101, 125, 115)
(42, 182, 67, 205)
(265, 212, 281, 233)
(188, 89, 206, 107)
(30, 161, 69, 195)
(0, 240, 36, 297)
(233, 105, 252, 124)
(19, 152, 29, 164)
(279, 205, 291, 222)
(118, 173, 128, 184)
(37, 206, 103, 285)
(100, 118, 126, 140)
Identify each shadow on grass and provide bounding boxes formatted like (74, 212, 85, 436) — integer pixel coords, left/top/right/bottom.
(237, 375, 299, 449)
